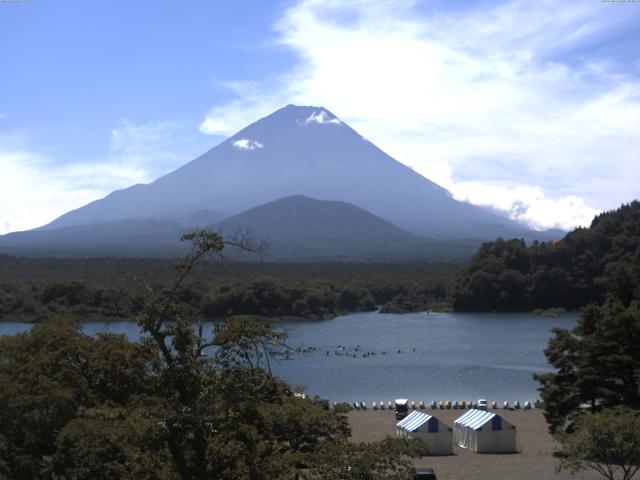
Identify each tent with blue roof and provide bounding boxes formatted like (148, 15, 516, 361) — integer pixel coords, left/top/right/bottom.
(396, 411, 453, 455)
(453, 409, 516, 453)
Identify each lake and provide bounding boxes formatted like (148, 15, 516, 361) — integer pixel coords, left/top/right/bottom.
(0, 311, 577, 403)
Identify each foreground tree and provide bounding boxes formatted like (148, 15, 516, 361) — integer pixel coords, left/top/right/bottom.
(304, 437, 423, 480)
(557, 407, 640, 480)
(536, 252, 640, 480)
(535, 256, 640, 432)
(0, 318, 155, 480)
(0, 231, 422, 479)
(128, 231, 420, 479)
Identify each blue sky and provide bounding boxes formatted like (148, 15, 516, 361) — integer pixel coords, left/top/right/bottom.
(1, 0, 640, 233)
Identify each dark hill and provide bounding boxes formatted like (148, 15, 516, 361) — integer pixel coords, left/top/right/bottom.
(214, 195, 475, 260)
(217, 194, 410, 241)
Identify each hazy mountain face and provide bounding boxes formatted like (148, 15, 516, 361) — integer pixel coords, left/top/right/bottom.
(0, 212, 224, 257)
(0, 195, 478, 260)
(41, 105, 545, 240)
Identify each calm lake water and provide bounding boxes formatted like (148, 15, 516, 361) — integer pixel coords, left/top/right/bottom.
(0, 311, 578, 403)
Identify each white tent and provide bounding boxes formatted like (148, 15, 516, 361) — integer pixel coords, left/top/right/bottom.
(396, 411, 453, 455)
(453, 409, 516, 453)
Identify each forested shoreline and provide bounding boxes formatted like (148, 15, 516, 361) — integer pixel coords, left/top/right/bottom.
(0, 257, 454, 322)
(449, 202, 640, 312)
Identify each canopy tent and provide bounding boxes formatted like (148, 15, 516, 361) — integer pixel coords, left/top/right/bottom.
(453, 409, 516, 453)
(396, 411, 453, 455)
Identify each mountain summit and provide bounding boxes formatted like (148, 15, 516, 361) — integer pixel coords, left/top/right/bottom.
(24, 105, 552, 249)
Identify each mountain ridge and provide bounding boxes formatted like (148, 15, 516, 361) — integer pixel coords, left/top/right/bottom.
(38, 104, 553, 241)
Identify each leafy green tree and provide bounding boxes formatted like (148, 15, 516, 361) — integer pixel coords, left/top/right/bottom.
(50, 405, 174, 480)
(557, 407, 640, 480)
(121, 231, 422, 479)
(304, 437, 424, 480)
(0, 317, 156, 479)
(536, 294, 640, 432)
(0, 434, 10, 480)
(535, 327, 581, 432)
(0, 231, 424, 479)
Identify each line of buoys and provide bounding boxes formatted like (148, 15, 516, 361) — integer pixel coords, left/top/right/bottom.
(350, 399, 536, 411)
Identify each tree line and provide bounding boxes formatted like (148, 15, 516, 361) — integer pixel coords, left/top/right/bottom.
(0, 258, 454, 322)
(449, 201, 640, 311)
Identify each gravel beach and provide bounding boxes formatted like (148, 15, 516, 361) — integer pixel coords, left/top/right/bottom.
(348, 407, 601, 480)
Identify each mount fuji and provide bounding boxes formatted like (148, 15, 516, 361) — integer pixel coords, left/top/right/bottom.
(0, 105, 560, 258)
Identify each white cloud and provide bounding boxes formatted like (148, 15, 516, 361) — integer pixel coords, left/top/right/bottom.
(0, 147, 109, 234)
(231, 138, 264, 150)
(199, 0, 640, 230)
(199, 82, 281, 136)
(0, 120, 212, 234)
(200, 115, 235, 136)
(303, 110, 341, 125)
(451, 183, 599, 231)
(109, 119, 209, 178)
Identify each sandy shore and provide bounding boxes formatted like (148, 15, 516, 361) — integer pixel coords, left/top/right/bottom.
(348, 408, 600, 480)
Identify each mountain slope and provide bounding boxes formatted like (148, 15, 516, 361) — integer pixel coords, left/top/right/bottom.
(40, 105, 554, 241)
(0, 196, 478, 259)
(0, 210, 224, 257)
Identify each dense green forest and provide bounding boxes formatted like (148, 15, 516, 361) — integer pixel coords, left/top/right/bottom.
(449, 201, 640, 311)
(0, 256, 454, 321)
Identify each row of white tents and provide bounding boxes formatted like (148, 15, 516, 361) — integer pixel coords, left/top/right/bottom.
(396, 409, 516, 455)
